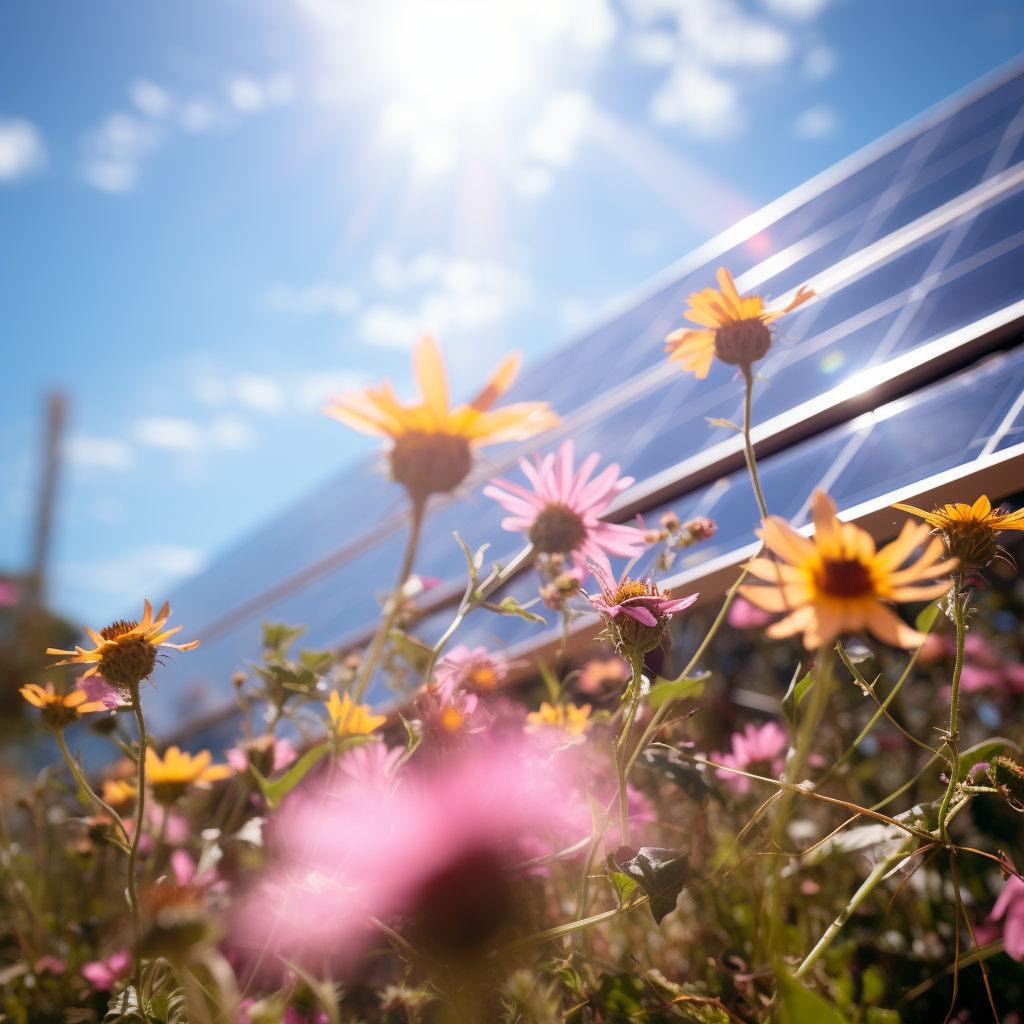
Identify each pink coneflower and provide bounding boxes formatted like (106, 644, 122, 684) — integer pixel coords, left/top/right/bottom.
(484, 439, 646, 581)
(81, 949, 131, 990)
(226, 736, 298, 775)
(435, 645, 508, 696)
(711, 721, 789, 796)
(339, 741, 404, 791)
(236, 744, 586, 964)
(416, 682, 489, 745)
(586, 564, 698, 658)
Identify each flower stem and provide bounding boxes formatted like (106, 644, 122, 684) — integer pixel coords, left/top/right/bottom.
(351, 495, 426, 706)
(53, 729, 129, 842)
(741, 364, 768, 521)
(937, 578, 967, 842)
(127, 684, 148, 1006)
(615, 654, 645, 847)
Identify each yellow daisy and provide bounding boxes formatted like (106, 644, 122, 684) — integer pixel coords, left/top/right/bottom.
(526, 701, 593, 737)
(893, 494, 1024, 572)
(326, 690, 387, 736)
(101, 778, 137, 811)
(145, 746, 232, 805)
(322, 334, 560, 499)
(664, 267, 815, 379)
(47, 600, 198, 688)
(20, 682, 107, 731)
(740, 490, 957, 650)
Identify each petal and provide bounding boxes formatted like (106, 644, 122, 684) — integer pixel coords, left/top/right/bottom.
(810, 490, 841, 547)
(865, 603, 925, 649)
(972, 494, 992, 518)
(414, 334, 450, 423)
(875, 520, 932, 572)
(470, 350, 520, 412)
(619, 604, 658, 627)
(757, 517, 815, 565)
(741, 557, 805, 583)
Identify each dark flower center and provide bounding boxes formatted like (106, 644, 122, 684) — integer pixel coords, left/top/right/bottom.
(612, 580, 657, 603)
(818, 559, 874, 598)
(97, 619, 156, 688)
(389, 430, 473, 499)
(714, 318, 772, 367)
(100, 619, 139, 640)
(529, 503, 588, 554)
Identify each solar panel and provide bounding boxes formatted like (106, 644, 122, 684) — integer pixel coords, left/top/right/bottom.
(149, 58, 1024, 740)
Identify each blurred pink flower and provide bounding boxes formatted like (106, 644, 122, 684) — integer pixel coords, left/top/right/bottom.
(727, 596, 773, 630)
(0, 580, 20, 606)
(989, 875, 1024, 960)
(339, 741, 404, 791)
(226, 737, 298, 774)
(416, 683, 490, 744)
(712, 721, 789, 796)
(484, 439, 646, 581)
(34, 955, 65, 974)
(960, 664, 1005, 692)
(81, 948, 131, 990)
(78, 675, 125, 710)
(435, 645, 508, 696)
(236, 743, 587, 963)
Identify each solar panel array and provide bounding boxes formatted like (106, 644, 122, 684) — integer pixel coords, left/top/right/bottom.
(148, 58, 1024, 741)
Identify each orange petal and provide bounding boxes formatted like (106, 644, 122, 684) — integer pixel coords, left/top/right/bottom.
(470, 350, 520, 412)
(413, 334, 450, 424)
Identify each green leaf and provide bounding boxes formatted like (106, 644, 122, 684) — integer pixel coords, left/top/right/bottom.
(394, 715, 423, 773)
(647, 673, 709, 710)
(612, 846, 689, 925)
(635, 747, 716, 802)
(915, 599, 940, 633)
(299, 649, 334, 675)
(775, 968, 849, 1024)
(608, 871, 639, 907)
(482, 596, 546, 624)
(946, 737, 1009, 782)
(251, 742, 329, 810)
(781, 668, 814, 727)
(282, 959, 341, 1024)
(388, 629, 436, 675)
(261, 622, 307, 656)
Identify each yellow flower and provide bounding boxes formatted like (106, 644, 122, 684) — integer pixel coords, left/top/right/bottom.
(322, 334, 560, 499)
(664, 267, 815, 379)
(326, 690, 387, 736)
(101, 778, 137, 811)
(893, 494, 1024, 572)
(739, 489, 957, 650)
(145, 746, 232, 806)
(19, 682, 106, 731)
(47, 600, 198, 688)
(526, 701, 593, 737)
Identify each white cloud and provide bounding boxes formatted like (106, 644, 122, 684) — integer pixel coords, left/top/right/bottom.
(135, 417, 205, 451)
(761, 0, 830, 19)
(65, 435, 134, 471)
(360, 251, 529, 349)
(514, 166, 554, 196)
(130, 79, 174, 118)
(627, 30, 676, 66)
(68, 544, 208, 597)
(195, 375, 228, 406)
(0, 118, 46, 182)
(228, 77, 265, 113)
(525, 90, 593, 167)
(794, 103, 836, 138)
(803, 44, 837, 79)
(235, 374, 285, 415)
(266, 282, 360, 315)
(651, 63, 743, 137)
(178, 100, 220, 133)
(209, 415, 255, 449)
(81, 113, 160, 193)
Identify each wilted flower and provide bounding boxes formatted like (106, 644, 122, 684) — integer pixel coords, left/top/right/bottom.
(226, 736, 298, 777)
(484, 439, 646, 581)
(712, 722, 789, 796)
(893, 494, 1024, 574)
(81, 948, 132, 991)
(325, 690, 386, 736)
(586, 564, 698, 659)
(47, 599, 198, 688)
(664, 267, 815, 378)
(435, 645, 508, 696)
(19, 682, 107, 730)
(323, 334, 558, 499)
(739, 490, 956, 649)
(526, 701, 593, 737)
(146, 747, 232, 806)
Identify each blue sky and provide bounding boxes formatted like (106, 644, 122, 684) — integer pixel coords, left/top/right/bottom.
(2, 0, 1023, 626)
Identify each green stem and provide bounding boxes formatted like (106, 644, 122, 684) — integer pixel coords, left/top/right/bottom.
(127, 685, 148, 1007)
(616, 654, 645, 847)
(794, 834, 917, 979)
(741, 364, 768, 521)
(53, 729, 129, 842)
(937, 580, 967, 842)
(351, 495, 426, 706)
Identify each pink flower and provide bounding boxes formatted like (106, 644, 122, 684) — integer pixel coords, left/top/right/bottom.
(78, 675, 125, 710)
(0, 580, 20, 606)
(34, 955, 65, 974)
(727, 596, 773, 630)
(960, 664, 1005, 693)
(339, 742, 404, 790)
(435, 645, 509, 696)
(226, 737, 298, 774)
(484, 439, 646, 580)
(712, 722, 789, 796)
(989, 875, 1024, 960)
(416, 683, 490, 744)
(81, 948, 131, 990)
(586, 564, 697, 629)
(236, 743, 587, 964)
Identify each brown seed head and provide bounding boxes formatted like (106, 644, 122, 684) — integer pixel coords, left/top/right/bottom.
(713, 318, 773, 367)
(97, 619, 157, 688)
(389, 430, 473, 499)
(528, 503, 588, 555)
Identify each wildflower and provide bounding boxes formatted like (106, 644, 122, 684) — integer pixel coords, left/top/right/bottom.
(81, 948, 132, 991)
(712, 722, 789, 796)
(484, 439, 645, 581)
(417, 684, 487, 743)
(586, 564, 698, 659)
(226, 735, 297, 777)
(325, 690, 386, 736)
(526, 701, 593, 737)
(727, 596, 774, 630)
(339, 742, 404, 791)
(78, 675, 125, 711)
(892, 494, 1024, 574)
(988, 875, 1024, 960)
(145, 747, 232, 806)
(323, 334, 558, 499)
(739, 490, 957, 650)
(139, 877, 213, 961)
(576, 655, 630, 695)
(19, 682, 106, 730)
(664, 267, 815, 378)
(102, 778, 137, 811)
(47, 599, 198, 689)
(34, 955, 65, 974)
(435, 645, 508, 696)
